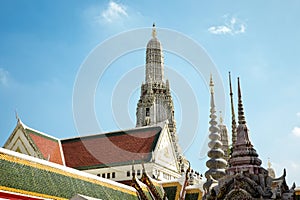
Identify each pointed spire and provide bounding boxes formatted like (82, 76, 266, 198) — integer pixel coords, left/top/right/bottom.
(209, 73, 214, 94)
(218, 110, 229, 162)
(152, 23, 157, 38)
(237, 77, 246, 124)
(229, 72, 237, 145)
(205, 74, 227, 180)
(210, 74, 215, 109)
(227, 77, 262, 175)
(219, 111, 223, 124)
(209, 74, 216, 125)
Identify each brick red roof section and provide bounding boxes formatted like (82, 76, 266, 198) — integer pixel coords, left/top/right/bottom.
(61, 126, 162, 169)
(26, 129, 63, 165)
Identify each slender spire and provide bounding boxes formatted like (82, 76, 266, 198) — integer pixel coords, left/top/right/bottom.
(218, 110, 229, 162)
(205, 74, 227, 180)
(152, 23, 157, 38)
(219, 111, 223, 124)
(227, 77, 262, 175)
(237, 77, 246, 124)
(210, 74, 215, 109)
(210, 74, 214, 94)
(229, 72, 237, 145)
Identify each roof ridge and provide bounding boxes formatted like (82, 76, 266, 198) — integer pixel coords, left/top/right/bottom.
(61, 126, 162, 141)
(20, 120, 60, 141)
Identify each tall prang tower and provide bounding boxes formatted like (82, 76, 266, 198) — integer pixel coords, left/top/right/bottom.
(136, 24, 180, 160)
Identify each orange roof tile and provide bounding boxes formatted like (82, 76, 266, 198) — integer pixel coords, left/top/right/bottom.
(26, 129, 64, 165)
(61, 126, 162, 169)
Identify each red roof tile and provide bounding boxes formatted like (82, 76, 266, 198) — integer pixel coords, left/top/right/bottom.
(61, 126, 162, 169)
(26, 129, 63, 165)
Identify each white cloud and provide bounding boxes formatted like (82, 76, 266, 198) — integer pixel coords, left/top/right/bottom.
(208, 16, 246, 35)
(101, 1, 128, 23)
(0, 68, 9, 86)
(208, 26, 232, 34)
(296, 112, 300, 117)
(292, 126, 300, 137)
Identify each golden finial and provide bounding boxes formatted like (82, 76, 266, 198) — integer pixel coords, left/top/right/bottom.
(152, 23, 157, 38)
(209, 73, 214, 94)
(268, 158, 272, 168)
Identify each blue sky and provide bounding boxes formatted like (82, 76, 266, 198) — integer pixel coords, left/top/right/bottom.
(1, 0, 300, 185)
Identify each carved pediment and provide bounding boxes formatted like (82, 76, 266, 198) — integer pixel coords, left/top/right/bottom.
(217, 174, 272, 199)
(224, 188, 253, 200)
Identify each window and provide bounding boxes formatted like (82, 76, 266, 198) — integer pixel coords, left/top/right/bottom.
(97, 174, 100, 177)
(102, 173, 105, 178)
(163, 173, 170, 180)
(146, 108, 150, 116)
(107, 173, 110, 179)
(137, 169, 141, 176)
(127, 171, 130, 177)
(112, 172, 116, 178)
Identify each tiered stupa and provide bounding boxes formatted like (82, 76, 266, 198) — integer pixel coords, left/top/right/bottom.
(226, 78, 262, 175)
(203, 75, 295, 200)
(204, 75, 227, 180)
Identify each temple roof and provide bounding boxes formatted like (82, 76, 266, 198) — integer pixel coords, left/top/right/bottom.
(0, 148, 139, 199)
(3, 119, 64, 165)
(25, 127, 64, 165)
(61, 126, 162, 169)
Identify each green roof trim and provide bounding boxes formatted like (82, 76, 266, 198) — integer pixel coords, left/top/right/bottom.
(154, 184, 165, 198)
(0, 158, 138, 200)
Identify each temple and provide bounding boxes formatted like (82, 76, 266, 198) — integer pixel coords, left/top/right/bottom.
(1, 25, 298, 199)
(202, 75, 296, 200)
(136, 24, 181, 163)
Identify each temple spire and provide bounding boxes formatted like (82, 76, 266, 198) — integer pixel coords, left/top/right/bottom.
(219, 111, 223, 124)
(237, 77, 246, 124)
(229, 72, 237, 145)
(205, 74, 227, 180)
(210, 74, 214, 94)
(209, 74, 215, 109)
(227, 77, 262, 175)
(218, 111, 229, 162)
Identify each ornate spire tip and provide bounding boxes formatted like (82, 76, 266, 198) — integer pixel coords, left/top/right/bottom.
(237, 77, 246, 124)
(152, 23, 157, 38)
(209, 74, 214, 94)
